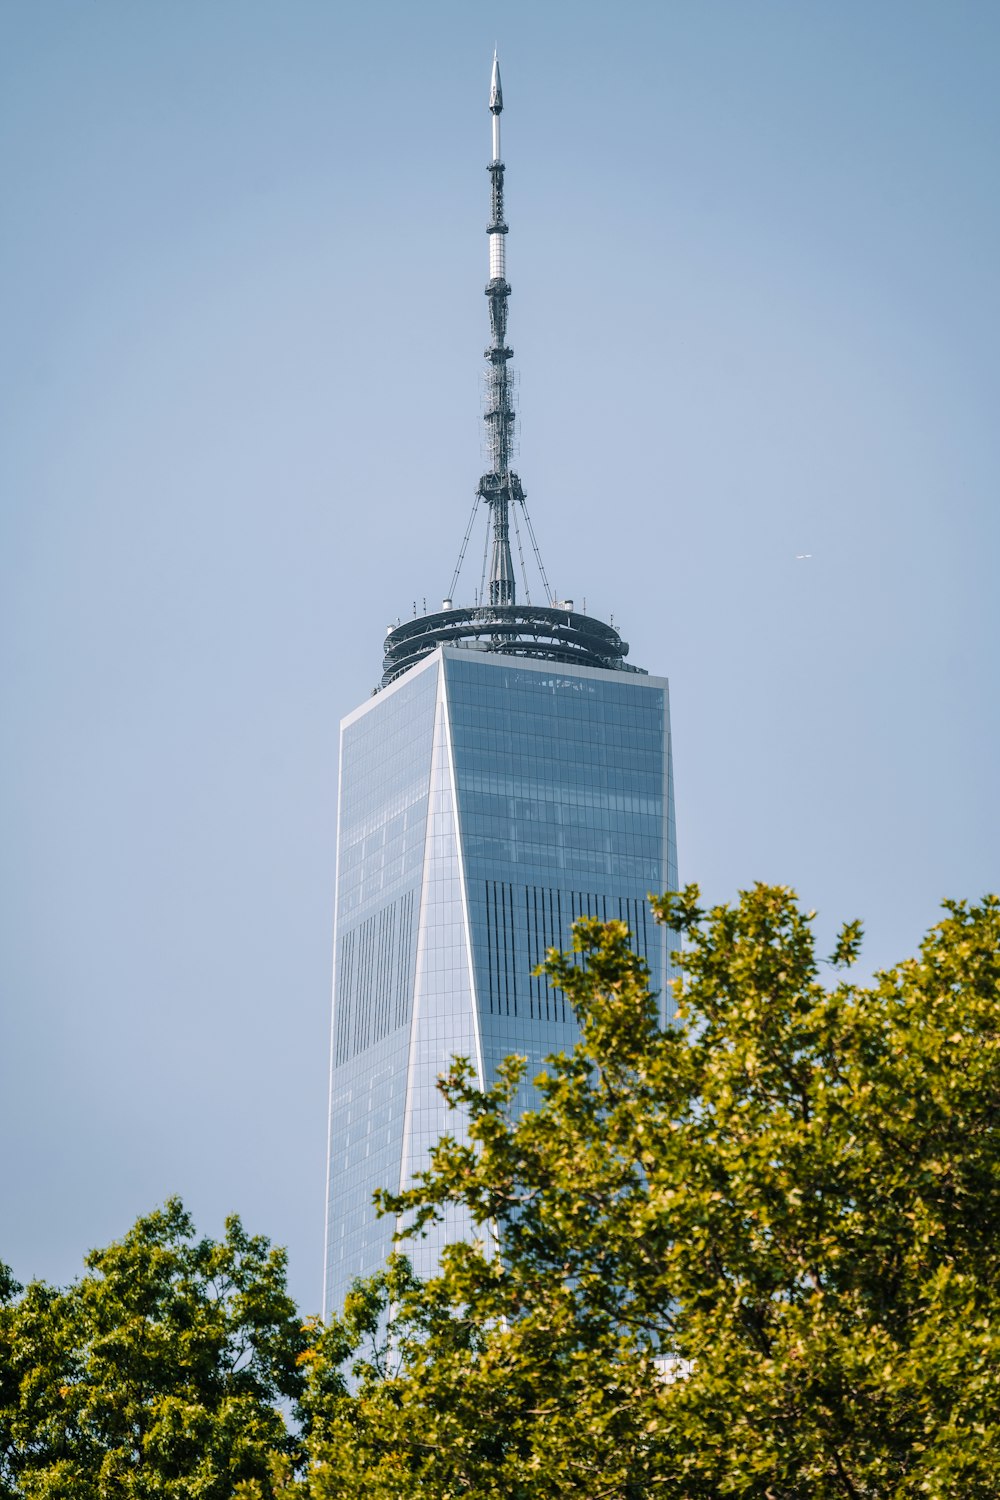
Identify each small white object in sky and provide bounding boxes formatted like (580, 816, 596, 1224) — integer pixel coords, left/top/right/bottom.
(795, 553, 813, 560)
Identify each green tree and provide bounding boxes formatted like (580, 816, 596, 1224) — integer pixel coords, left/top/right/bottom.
(305, 886, 1000, 1498)
(0, 1199, 308, 1499)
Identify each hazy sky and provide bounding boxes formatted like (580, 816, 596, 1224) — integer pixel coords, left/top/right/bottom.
(2, 1, 998, 1314)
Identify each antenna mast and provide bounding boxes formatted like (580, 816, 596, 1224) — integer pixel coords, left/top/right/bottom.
(480, 52, 521, 607)
(381, 57, 637, 688)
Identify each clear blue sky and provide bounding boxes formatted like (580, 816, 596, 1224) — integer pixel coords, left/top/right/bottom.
(2, 1, 997, 1313)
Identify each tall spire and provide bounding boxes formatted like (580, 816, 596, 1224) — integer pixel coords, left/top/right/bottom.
(381, 57, 636, 689)
(480, 51, 519, 607)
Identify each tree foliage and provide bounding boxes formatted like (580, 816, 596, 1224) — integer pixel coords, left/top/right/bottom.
(304, 885, 1000, 1498)
(4, 888, 998, 1497)
(0, 1199, 307, 1499)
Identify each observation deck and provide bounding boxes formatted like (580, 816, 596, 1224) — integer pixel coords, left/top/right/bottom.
(381, 602, 643, 688)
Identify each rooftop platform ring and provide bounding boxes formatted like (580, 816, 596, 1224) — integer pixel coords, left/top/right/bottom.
(381, 603, 641, 688)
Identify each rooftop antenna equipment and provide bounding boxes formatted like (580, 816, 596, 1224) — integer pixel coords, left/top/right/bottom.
(480, 50, 519, 606)
(380, 57, 637, 689)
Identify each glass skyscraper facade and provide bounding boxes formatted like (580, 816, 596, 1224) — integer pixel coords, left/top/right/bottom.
(324, 645, 677, 1315)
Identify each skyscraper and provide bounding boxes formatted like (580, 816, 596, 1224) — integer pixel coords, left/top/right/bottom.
(324, 56, 677, 1316)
